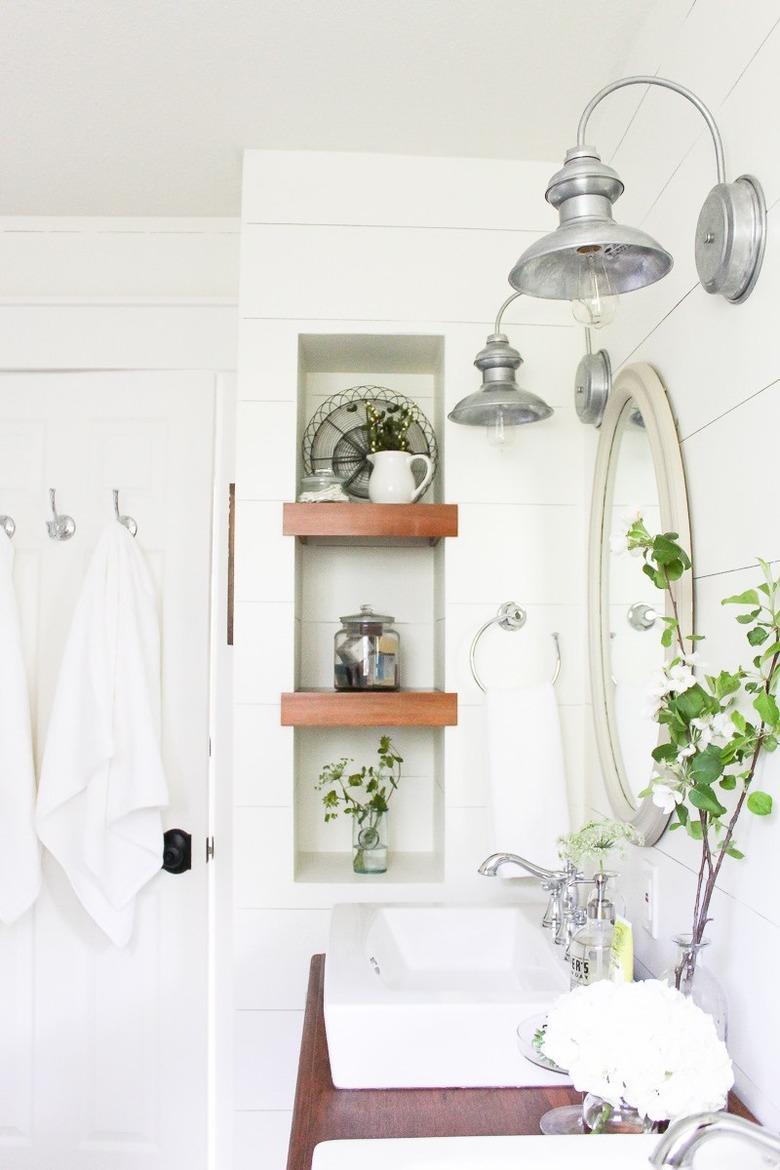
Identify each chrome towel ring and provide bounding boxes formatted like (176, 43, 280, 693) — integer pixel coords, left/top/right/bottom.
(469, 601, 561, 692)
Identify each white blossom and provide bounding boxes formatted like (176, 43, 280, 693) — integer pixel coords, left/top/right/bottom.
(652, 782, 683, 813)
(691, 712, 732, 747)
(667, 662, 697, 694)
(541, 981, 733, 1123)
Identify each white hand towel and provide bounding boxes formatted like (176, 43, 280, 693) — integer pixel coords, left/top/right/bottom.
(0, 531, 42, 923)
(37, 523, 168, 946)
(485, 683, 571, 872)
(614, 682, 658, 801)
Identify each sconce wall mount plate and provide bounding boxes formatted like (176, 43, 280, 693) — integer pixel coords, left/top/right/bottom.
(575, 347, 611, 427)
(695, 174, 766, 303)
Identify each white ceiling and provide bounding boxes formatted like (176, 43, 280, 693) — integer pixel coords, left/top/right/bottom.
(0, 0, 656, 217)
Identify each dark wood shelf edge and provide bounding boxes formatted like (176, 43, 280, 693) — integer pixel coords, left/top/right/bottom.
(282, 502, 458, 544)
(281, 690, 458, 727)
(286, 955, 755, 1170)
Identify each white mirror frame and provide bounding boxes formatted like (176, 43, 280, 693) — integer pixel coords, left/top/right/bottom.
(588, 362, 693, 846)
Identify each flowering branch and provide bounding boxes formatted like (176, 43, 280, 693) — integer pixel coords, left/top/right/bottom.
(620, 518, 780, 965)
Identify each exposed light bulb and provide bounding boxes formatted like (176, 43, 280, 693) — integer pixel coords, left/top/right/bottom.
(485, 411, 516, 448)
(571, 252, 619, 329)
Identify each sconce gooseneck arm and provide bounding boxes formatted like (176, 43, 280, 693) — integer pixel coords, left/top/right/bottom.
(494, 290, 523, 334)
(577, 76, 726, 185)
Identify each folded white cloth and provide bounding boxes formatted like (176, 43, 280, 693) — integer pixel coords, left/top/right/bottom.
(0, 531, 42, 923)
(37, 523, 168, 946)
(614, 682, 659, 803)
(485, 683, 571, 872)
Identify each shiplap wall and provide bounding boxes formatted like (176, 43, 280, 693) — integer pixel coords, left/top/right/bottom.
(233, 151, 590, 1169)
(586, 0, 780, 1129)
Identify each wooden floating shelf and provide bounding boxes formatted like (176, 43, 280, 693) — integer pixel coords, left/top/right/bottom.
(281, 689, 458, 727)
(282, 502, 458, 545)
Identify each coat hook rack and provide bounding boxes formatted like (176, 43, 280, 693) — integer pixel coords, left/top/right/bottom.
(0, 513, 15, 539)
(113, 489, 138, 537)
(46, 489, 76, 542)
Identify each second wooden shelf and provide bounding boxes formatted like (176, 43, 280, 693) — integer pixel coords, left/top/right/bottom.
(281, 689, 458, 727)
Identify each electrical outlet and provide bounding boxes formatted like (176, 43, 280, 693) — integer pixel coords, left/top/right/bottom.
(641, 861, 659, 939)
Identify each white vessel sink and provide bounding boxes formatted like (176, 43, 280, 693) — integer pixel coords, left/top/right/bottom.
(312, 1134, 765, 1170)
(324, 902, 570, 1088)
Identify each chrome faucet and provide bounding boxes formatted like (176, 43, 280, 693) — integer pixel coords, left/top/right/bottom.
(650, 1112, 780, 1168)
(478, 852, 584, 945)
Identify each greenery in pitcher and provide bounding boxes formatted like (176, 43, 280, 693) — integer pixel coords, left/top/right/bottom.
(315, 734, 403, 825)
(618, 514, 779, 971)
(364, 401, 418, 452)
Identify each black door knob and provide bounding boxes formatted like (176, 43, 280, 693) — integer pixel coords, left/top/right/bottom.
(162, 828, 192, 874)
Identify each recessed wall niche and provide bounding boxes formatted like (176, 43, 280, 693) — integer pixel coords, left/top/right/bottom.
(291, 332, 449, 884)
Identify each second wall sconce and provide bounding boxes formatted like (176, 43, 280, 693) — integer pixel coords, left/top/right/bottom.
(507, 76, 766, 319)
(448, 291, 554, 447)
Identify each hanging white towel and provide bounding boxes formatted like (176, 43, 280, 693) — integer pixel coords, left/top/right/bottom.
(37, 523, 168, 946)
(614, 682, 659, 803)
(0, 531, 42, 923)
(485, 683, 571, 872)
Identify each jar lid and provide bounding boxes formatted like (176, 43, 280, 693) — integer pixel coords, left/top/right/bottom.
(339, 603, 395, 625)
(300, 469, 344, 487)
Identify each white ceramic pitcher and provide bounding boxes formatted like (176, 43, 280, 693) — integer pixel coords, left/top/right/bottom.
(366, 450, 434, 504)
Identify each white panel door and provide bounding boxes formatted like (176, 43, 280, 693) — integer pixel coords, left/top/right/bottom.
(0, 371, 215, 1170)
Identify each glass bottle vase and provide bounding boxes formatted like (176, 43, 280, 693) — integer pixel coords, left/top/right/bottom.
(352, 811, 388, 874)
(582, 1093, 658, 1134)
(668, 934, 728, 1042)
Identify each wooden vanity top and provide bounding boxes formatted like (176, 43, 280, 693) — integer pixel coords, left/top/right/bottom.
(286, 955, 753, 1170)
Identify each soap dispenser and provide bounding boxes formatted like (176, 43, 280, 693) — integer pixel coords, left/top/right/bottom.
(567, 871, 616, 989)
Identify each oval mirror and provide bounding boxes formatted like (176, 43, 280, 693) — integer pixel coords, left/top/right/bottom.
(588, 363, 693, 845)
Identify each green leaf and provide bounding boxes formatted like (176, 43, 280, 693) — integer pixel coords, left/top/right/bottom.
(652, 535, 687, 567)
(652, 743, 679, 763)
(719, 775, 737, 790)
(736, 610, 762, 624)
(642, 563, 666, 590)
(687, 820, 704, 840)
(722, 589, 760, 607)
(754, 691, 780, 725)
(748, 626, 770, 646)
(661, 626, 674, 648)
(689, 787, 727, 817)
(747, 790, 773, 816)
(675, 685, 711, 721)
(731, 710, 747, 732)
(726, 845, 745, 860)
(676, 804, 689, 826)
(690, 744, 724, 784)
(763, 735, 778, 752)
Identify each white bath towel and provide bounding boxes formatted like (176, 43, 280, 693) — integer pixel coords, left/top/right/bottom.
(614, 682, 659, 803)
(37, 523, 168, 946)
(485, 684, 571, 872)
(0, 531, 42, 923)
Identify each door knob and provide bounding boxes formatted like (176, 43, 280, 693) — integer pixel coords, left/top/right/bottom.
(162, 828, 192, 874)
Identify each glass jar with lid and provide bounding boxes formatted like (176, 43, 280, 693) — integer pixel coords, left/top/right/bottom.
(334, 605, 400, 691)
(298, 469, 349, 502)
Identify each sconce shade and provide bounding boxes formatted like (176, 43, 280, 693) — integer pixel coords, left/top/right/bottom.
(448, 332, 553, 425)
(509, 218, 674, 299)
(508, 145, 673, 299)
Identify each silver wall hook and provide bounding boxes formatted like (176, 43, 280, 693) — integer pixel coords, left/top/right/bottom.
(46, 489, 76, 541)
(0, 513, 15, 539)
(113, 489, 138, 537)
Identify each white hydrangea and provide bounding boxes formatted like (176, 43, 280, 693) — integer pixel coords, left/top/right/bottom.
(541, 980, 733, 1122)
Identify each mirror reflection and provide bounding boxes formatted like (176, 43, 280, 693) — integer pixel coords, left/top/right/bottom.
(605, 398, 664, 809)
